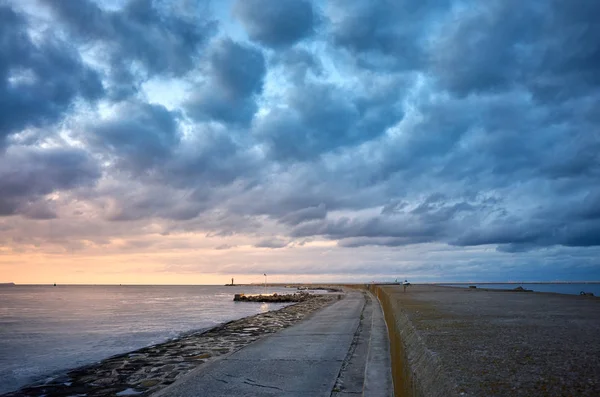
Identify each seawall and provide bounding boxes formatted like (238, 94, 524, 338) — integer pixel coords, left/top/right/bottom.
(369, 285, 457, 397)
(369, 284, 600, 396)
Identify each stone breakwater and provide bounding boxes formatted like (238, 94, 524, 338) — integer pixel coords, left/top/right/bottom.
(233, 292, 314, 302)
(3, 295, 338, 397)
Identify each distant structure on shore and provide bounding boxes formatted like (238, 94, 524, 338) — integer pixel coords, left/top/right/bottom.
(0, 282, 16, 287)
(225, 278, 236, 286)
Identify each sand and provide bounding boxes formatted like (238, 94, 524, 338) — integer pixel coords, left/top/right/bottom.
(377, 285, 600, 396)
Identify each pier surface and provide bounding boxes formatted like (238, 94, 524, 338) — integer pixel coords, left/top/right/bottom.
(153, 291, 392, 397)
(376, 285, 600, 396)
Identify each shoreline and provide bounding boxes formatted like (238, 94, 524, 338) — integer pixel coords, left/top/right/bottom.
(3, 294, 339, 397)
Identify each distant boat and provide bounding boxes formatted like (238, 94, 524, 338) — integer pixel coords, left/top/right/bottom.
(53, 283, 56, 287)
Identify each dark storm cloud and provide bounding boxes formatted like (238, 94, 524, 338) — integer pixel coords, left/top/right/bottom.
(256, 83, 357, 160)
(0, 147, 100, 217)
(209, 38, 266, 98)
(291, 215, 441, 241)
(0, 4, 103, 145)
(21, 202, 59, 220)
(254, 237, 290, 249)
(40, 0, 216, 98)
(103, 187, 205, 222)
(225, 180, 341, 223)
(85, 101, 181, 173)
(3, 0, 600, 269)
(185, 90, 259, 126)
(431, 0, 600, 100)
(338, 237, 433, 248)
(329, 0, 449, 70)
(430, 1, 539, 96)
(256, 78, 404, 161)
(157, 125, 263, 189)
(287, 194, 503, 248)
(355, 90, 598, 196)
(86, 123, 264, 223)
(233, 0, 315, 48)
(274, 48, 323, 83)
(300, 182, 600, 251)
(185, 38, 266, 125)
(278, 204, 327, 226)
(450, 191, 600, 249)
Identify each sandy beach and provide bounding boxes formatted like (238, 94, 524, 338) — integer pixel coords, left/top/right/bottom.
(373, 284, 600, 397)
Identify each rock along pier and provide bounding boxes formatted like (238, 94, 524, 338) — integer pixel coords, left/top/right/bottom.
(233, 292, 315, 303)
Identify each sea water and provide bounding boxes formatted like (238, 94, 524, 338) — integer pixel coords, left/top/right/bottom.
(0, 285, 293, 394)
(439, 283, 600, 296)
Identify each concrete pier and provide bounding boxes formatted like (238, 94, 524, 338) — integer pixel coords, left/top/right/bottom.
(154, 291, 392, 396)
(371, 285, 600, 397)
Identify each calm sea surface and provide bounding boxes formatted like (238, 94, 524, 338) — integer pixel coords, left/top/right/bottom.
(439, 283, 600, 296)
(0, 285, 294, 394)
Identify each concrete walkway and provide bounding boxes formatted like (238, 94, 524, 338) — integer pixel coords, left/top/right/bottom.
(154, 292, 371, 397)
(330, 292, 393, 397)
(363, 293, 393, 397)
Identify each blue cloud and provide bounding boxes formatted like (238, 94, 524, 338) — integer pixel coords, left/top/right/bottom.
(1, 0, 600, 279)
(0, 4, 103, 145)
(40, 0, 216, 98)
(185, 38, 266, 126)
(233, 0, 315, 48)
(257, 80, 404, 160)
(0, 146, 100, 217)
(86, 101, 181, 174)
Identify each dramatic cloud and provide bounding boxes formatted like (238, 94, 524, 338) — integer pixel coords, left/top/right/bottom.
(40, 0, 216, 98)
(0, 146, 100, 217)
(0, 4, 103, 145)
(254, 237, 290, 249)
(431, 0, 600, 100)
(256, 76, 405, 161)
(85, 101, 181, 174)
(233, 0, 315, 48)
(2, 0, 600, 282)
(185, 38, 266, 125)
(278, 204, 327, 226)
(329, 0, 449, 70)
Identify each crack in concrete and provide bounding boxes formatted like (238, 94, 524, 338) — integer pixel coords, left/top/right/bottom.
(211, 376, 229, 384)
(242, 380, 283, 391)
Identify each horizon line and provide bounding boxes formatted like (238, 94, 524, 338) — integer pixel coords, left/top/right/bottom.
(3, 281, 600, 286)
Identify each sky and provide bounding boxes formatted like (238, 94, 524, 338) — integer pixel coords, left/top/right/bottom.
(1, 0, 599, 285)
